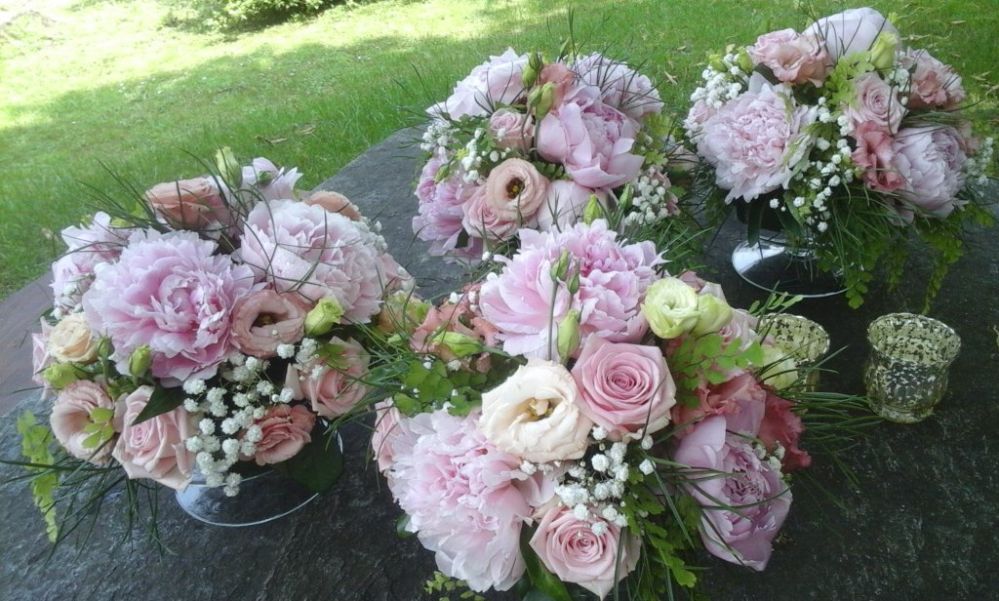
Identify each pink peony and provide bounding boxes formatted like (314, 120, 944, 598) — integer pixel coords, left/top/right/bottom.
(50, 380, 115, 465)
(804, 7, 898, 61)
(537, 85, 645, 189)
(479, 220, 661, 358)
(904, 49, 966, 110)
(671, 372, 767, 436)
(536, 181, 606, 232)
(529, 504, 641, 599)
(852, 121, 906, 193)
(285, 336, 369, 419)
(145, 176, 234, 232)
(571, 336, 676, 440)
(371, 399, 414, 474)
(573, 53, 664, 121)
(673, 416, 792, 571)
(892, 126, 967, 218)
(413, 160, 483, 258)
(305, 190, 362, 221)
(387, 409, 532, 592)
(844, 73, 904, 133)
(112, 386, 195, 490)
(230, 290, 311, 358)
(249, 404, 315, 466)
(758, 392, 811, 472)
(488, 109, 534, 152)
(83, 230, 254, 386)
(433, 48, 528, 120)
(748, 29, 831, 87)
(240, 199, 386, 321)
(241, 157, 302, 202)
(698, 78, 815, 202)
(50, 212, 128, 313)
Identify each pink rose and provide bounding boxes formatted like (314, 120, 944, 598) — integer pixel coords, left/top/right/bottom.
(571, 337, 676, 440)
(230, 290, 311, 358)
(892, 126, 967, 218)
(484, 158, 549, 222)
(488, 109, 534, 152)
(145, 176, 233, 232)
(697, 78, 815, 202)
(529, 504, 641, 599)
(112, 386, 195, 490)
(51, 381, 115, 465)
(671, 372, 766, 436)
(433, 48, 528, 120)
(844, 73, 904, 133)
(536, 181, 606, 232)
(573, 53, 663, 121)
(249, 404, 315, 466)
(285, 336, 369, 418)
(719, 308, 761, 351)
(304, 190, 362, 221)
(537, 86, 645, 189)
(748, 29, 831, 87)
(904, 49, 966, 110)
(758, 392, 811, 472)
(673, 416, 792, 571)
(804, 7, 898, 61)
(851, 121, 906, 193)
(461, 185, 520, 244)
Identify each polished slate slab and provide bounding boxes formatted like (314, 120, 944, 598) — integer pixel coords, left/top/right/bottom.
(0, 129, 996, 601)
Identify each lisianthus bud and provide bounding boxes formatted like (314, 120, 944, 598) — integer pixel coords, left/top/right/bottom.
(641, 277, 700, 339)
(567, 270, 581, 295)
(304, 298, 344, 337)
(434, 331, 483, 358)
(96, 337, 113, 359)
(376, 291, 430, 335)
(583, 195, 604, 224)
(43, 363, 80, 389)
(759, 344, 799, 390)
(550, 249, 571, 281)
(557, 309, 582, 361)
(534, 83, 556, 120)
(691, 294, 733, 336)
(737, 47, 754, 73)
(128, 345, 152, 378)
(215, 146, 242, 188)
(869, 32, 898, 71)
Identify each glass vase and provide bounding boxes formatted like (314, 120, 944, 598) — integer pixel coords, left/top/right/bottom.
(863, 313, 961, 423)
(731, 230, 846, 298)
(175, 467, 320, 527)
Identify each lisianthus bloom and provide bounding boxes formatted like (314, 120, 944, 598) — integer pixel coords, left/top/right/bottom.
(748, 29, 830, 87)
(479, 220, 660, 358)
(240, 199, 386, 321)
(674, 416, 792, 571)
(50, 380, 115, 465)
(432, 48, 529, 120)
(83, 230, 254, 385)
(892, 125, 967, 218)
(230, 290, 311, 358)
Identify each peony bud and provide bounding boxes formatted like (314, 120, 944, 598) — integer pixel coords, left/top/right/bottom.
(869, 32, 898, 71)
(128, 345, 152, 378)
(304, 297, 344, 337)
(434, 331, 483, 358)
(583, 195, 603, 224)
(691, 294, 733, 336)
(215, 146, 242, 188)
(43, 363, 80, 389)
(556, 309, 581, 361)
(641, 277, 700, 339)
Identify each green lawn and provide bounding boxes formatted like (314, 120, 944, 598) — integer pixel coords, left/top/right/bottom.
(1, 0, 995, 298)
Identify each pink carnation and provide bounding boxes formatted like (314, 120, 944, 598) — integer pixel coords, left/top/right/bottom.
(479, 220, 660, 358)
(892, 126, 967, 218)
(572, 53, 664, 121)
(82, 230, 254, 386)
(697, 78, 815, 202)
(240, 199, 386, 321)
(387, 409, 533, 592)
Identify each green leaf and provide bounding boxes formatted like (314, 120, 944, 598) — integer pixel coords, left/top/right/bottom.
(520, 527, 571, 601)
(132, 386, 186, 425)
(396, 513, 414, 538)
(281, 427, 344, 494)
(17, 411, 59, 542)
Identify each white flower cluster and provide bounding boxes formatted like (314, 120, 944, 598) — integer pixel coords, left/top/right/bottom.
(550, 428, 655, 535)
(458, 127, 512, 184)
(420, 119, 457, 153)
(689, 52, 747, 111)
(623, 167, 678, 227)
(182, 352, 294, 496)
(753, 440, 786, 474)
(965, 137, 995, 185)
(885, 66, 912, 108)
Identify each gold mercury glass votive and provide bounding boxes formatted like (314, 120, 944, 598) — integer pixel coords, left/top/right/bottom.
(864, 313, 961, 424)
(758, 314, 830, 390)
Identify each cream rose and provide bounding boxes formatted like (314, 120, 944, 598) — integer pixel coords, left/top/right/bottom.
(641, 277, 700, 339)
(48, 313, 98, 364)
(479, 359, 592, 463)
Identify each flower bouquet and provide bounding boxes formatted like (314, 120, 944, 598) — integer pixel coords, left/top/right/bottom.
(15, 150, 409, 540)
(371, 219, 873, 599)
(414, 42, 698, 261)
(685, 7, 995, 307)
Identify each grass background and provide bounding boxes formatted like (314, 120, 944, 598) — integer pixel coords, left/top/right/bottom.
(0, 0, 995, 298)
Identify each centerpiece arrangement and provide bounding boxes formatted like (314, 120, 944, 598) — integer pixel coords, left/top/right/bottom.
(371, 219, 873, 600)
(413, 42, 698, 261)
(16, 150, 410, 539)
(685, 7, 995, 307)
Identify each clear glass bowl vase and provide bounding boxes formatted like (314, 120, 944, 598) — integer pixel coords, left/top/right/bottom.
(731, 231, 846, 298)
(175, 467, 320, 527)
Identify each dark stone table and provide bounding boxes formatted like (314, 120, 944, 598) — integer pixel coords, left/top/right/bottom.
(1, 129, 996, 601)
